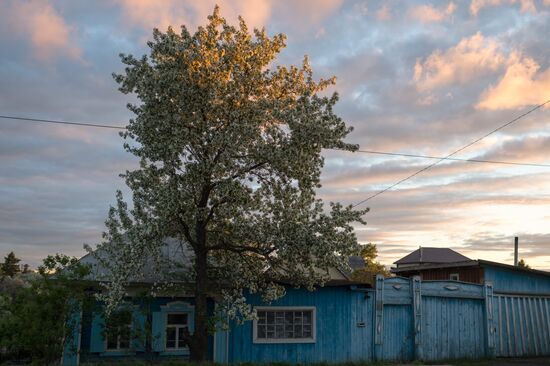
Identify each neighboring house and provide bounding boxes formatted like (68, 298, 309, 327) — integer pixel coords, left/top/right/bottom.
(391, 247, 550, 295)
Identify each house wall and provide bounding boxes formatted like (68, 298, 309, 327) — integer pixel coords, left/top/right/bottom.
(224, 286, 374, 364)
(419, 267, 484, 283)
(77, 297, 215, 364)
(483, 265, 550, 295)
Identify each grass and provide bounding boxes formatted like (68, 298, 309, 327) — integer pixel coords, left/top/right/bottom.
(79, 360, 495, 366)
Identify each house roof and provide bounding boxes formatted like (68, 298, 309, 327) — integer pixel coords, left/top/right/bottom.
(79, 237, 192, 283)
(348, 255, 366, 270)
(79, 238, 367, 287)
(390, 257, 550, 278)
(478, 259, 550, 278)
(391, 260, 478, 273)
(394, 247, 471, 265)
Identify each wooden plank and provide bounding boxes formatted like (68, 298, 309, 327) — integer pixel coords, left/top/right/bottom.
(412, 276, 422, 360)
(374, 274, 384, 361)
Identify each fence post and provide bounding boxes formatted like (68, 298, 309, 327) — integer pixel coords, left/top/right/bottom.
(484, 281, 496, 358)
(412, 276, 422, 360)
(374, 274, 384, 360)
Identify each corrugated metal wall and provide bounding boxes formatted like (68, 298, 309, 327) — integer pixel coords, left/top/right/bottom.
(493, 294, 550, 357)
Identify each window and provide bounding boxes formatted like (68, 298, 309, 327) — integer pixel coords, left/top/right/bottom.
(106, 312, 132, 351)
(166, 313, 188, 350)
(450, 273, 459, 281)
(253, 307, 316, 343)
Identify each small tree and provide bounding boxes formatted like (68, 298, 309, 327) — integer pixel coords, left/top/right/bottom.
(1, 252, 21, 277)
(518, 258, 530, 269)
(351, 243, 390, 284)
(92, 6, 367, 361)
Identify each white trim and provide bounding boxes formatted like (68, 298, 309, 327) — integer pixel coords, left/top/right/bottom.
(160, 301, 195, 311)
(450, 273, 460, 281)
(252, 306, 316, 344)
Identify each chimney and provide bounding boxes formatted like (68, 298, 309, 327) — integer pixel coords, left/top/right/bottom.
(419, 246, 423, 263)
(514, 236, 519, 266)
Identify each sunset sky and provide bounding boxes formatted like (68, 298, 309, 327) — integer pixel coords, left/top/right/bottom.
(0, 0, 549, 270)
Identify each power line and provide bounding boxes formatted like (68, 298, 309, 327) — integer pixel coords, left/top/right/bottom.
(352, 150, 550, 168)
(0, 115, 126, 130)
(1, 110, 550, 171)
(352, 99, 550, 208)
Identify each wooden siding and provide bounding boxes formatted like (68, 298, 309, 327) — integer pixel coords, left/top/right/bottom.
(65, 275, 550, 365)
(420, 296, 486, 360)
(399, 267, 484, 284)
(226, 286, 374, 364)
(483, 266, 550, 294)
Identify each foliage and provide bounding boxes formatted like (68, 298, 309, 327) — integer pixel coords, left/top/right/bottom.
(90, 6, 367, 361)
(1, 251, 21, 277)
(0, 254, 92, 365)
(350, 244, 391, 285)
(517, 258, 530, 269)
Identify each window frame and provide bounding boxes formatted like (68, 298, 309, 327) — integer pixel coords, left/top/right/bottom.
(104, 317, 133, 352)
(252, 306, 316, 344)
(450, 273, 460, 281)
(165, 311, 190, 351)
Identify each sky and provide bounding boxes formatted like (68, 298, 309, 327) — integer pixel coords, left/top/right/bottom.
(0, 0, 549, 270)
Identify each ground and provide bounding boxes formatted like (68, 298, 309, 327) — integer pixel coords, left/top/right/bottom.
(79, 359, 550, 366)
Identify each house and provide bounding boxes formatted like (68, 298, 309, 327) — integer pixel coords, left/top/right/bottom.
(62, 242, 550, 365)
(62, 239, 373, 365)
(391, 246, 550, 295)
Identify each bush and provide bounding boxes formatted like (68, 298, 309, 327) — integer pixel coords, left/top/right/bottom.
(0, 254, 93, 365)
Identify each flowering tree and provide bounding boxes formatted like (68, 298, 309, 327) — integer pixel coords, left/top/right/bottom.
(95, 7, 367, 361)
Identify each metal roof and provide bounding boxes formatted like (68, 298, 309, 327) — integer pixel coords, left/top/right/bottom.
(79, 238, 366, 286)
(394, 247, 471, 265)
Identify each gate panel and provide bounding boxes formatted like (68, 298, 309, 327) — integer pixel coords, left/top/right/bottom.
(382, 304, 414, 361)
(494, 294, 550, 357)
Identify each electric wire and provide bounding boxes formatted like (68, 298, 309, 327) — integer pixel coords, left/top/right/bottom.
(351, 99, 550, 207)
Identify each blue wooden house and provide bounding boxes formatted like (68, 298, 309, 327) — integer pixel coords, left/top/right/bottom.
(63, 244, 550, 365)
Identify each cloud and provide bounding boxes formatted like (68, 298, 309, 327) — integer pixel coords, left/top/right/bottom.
(1, 0, 81, 62)
(410, 2, 457, 23)
(113, 0, 345, 38)
(414, 32, 505, 91)
(114, 0, 272, 32)
(376, 4, 392, 21)
(476, 54, 550, 110)
(469, 0, 536, 16)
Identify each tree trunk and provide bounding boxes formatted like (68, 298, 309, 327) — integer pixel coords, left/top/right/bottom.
(189, 247, 209, 361)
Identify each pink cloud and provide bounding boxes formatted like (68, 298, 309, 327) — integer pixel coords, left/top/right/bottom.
(113, 0, 345, 40)
(2, 0, 81, 62)
(114, 0, 272, 32)
(470, 0, 536, 16)
(410, 2, 457, 23)
(476, 54, 550, 110)
(413, 32, 505, 91)
(376, 4, 392, 21)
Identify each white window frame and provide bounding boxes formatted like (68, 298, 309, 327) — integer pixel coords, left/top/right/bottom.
(165, 312, 190, 351)
(450, 273, 460, 281)
(252, 306, 316, 344)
